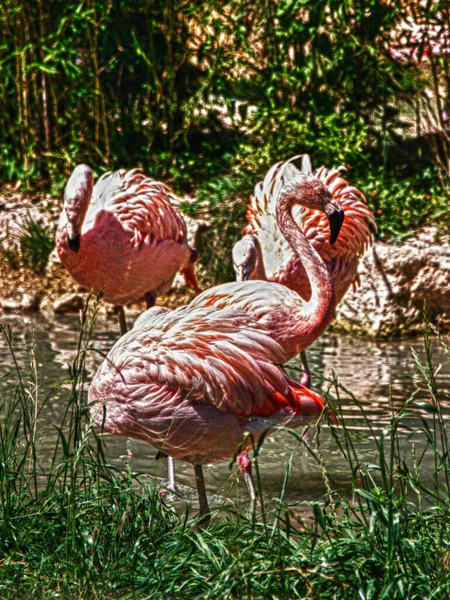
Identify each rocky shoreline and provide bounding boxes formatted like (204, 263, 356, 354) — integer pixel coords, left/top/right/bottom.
(1, 188, 450, 337)
(335, 228, 450, 337)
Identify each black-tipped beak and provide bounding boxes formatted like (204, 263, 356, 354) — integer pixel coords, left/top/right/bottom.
(68, 234, 81, 252)
(327, 209, 345, 246)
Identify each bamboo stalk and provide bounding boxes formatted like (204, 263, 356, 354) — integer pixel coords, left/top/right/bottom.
(39, 0, 51, 152)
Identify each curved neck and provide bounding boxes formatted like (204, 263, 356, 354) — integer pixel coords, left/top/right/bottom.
(250, 237, 267, 281)
(276, 190, 335, 338)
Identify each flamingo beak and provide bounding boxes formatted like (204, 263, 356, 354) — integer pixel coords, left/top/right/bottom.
(68, 233, 81, 252)
(326, 206, 345, 246)
(235, 265, 249, 281)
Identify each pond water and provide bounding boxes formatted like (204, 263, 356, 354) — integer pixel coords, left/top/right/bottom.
(1, 311, 450, 511)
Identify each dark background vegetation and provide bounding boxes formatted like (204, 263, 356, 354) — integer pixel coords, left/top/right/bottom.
(0, 0, 449, 274)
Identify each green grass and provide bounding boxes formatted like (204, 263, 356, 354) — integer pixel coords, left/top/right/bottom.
(1, 300, 450, 598)
(1, 215, 55, 274)
(18, 216, 55, 273)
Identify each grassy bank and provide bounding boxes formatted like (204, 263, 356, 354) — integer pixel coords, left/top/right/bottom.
(1, 301, 450, 598)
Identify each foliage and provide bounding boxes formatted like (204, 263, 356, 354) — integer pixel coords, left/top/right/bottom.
(186, 175, 250, 286)
(1, 0, 446, 195)
(2, 300, 450, 596)
(389, 1, 450, 185)
(1, 216, 55, 273)
(17, 216, 55, 273)
(235, 109, 372, 182)
(358, 166, 450, 241)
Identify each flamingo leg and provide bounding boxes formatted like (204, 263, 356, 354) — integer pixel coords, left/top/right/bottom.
(145, 292, 157, 309)
(154, 451, 177, 495)
(117, 306, 128, 336)
(194, 464, 210, 523)
(300, 350, 311, 388)
(167, 456, 176, 492)
(237, 453, 257, 513)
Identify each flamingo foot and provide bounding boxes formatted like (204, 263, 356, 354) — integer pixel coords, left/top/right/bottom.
(237, 453, 257, 513)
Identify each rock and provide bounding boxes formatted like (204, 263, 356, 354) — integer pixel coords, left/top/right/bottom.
(21, 292, 41, 312)
(53, 292, 84, 314)
(1, 292, 41, 312)
(45, 249, 62, 272)
(335, 227, 450, 337)
(1, 298, 21, 312)
(39, 298, 51, 312)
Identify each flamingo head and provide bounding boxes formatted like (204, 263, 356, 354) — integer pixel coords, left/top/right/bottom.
(63, 164, 94, 252)
(279, 174, 345, 246)
(232, 235, 260, 281)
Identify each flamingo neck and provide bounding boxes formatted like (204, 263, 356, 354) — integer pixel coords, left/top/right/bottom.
(250, 237, 267, 281)
(276, 193, 335, 343)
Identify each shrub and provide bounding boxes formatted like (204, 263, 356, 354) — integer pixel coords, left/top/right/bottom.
(1, 216, 55, 274)
(358, 166, 449, 241)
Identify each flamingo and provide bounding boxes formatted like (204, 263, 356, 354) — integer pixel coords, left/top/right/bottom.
(89, 304, 334, 520)
(56, 165, 199, 334)
(130, 164, 344, 497)
(232, 155, 375, 382)
(190, 161, 345, 362)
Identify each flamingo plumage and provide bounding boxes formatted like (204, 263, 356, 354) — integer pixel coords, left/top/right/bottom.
(232, 155, 375, 383)
(89, 304, 333, 519)
(191, 162, 345, 361)
(233, 155, 375, 305)
(109, 167, 342, 503)
(56, 165, 199, 333)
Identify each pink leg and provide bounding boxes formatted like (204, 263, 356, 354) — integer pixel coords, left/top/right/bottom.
(300, 350, 311, 388)
(237, 453, 256, 504)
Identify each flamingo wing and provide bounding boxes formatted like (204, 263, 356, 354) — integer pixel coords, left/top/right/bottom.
(242, 156, 376, 286)
(190, 280, 304, 325)
(85, 169, 188, 245)
(90, 304, 319, 420)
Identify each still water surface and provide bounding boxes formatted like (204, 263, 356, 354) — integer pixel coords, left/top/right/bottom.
(1, 312, 450, 508)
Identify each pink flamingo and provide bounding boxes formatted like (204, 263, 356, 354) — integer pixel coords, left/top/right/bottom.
(190, 160, 345, 362)
(56, 165, 199, 334)
(126, 164, 344, 497)
(89, 304, 333, 519)
(232, 155, 375, 382)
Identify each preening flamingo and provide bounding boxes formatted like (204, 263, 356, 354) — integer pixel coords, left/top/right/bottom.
(89, 304, 333, 519)
(232, 155, 375, 381)
(56, 165, 199, 334)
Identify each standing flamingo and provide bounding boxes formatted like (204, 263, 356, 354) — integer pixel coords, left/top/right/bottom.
(190, 162, 345, 361)
(89, 304, 333, 520)
(132, 164, 344, 497)
(56, 165, 199, 334)
(232, 155, 375, 382)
